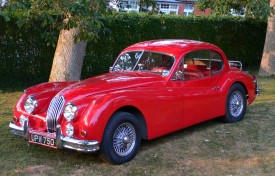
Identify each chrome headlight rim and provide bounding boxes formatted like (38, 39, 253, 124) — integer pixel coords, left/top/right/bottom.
(63, 103, 78, 121)
(24, 95, 38, 114)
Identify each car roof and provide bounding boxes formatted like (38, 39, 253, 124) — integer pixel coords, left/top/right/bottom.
(122, 39, 223, 57)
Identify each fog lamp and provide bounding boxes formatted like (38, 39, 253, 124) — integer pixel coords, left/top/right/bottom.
(66, 123, 74, 137)
(19, 115, 28, 126)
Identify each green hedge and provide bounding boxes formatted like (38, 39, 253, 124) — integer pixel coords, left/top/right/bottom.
(0, 13, 267, 89)
(0, 17, 55, 89)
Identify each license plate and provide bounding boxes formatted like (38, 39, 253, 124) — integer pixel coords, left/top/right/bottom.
(29, 133, 56, 147)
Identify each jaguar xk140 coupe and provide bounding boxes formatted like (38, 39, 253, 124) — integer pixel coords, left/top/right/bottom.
(9, 40, 260, 164)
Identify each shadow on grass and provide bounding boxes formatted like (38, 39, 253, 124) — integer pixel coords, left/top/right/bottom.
(1, 117, 222, 167)
(141, 118, 222, 150)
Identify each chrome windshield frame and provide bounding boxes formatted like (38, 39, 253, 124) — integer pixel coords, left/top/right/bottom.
(111, 50, 176, 77)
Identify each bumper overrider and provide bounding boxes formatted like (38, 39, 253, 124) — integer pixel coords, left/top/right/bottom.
(253, 75, 260, 96)
(256, 85, 260, 95)
(9, 119, 100, 152)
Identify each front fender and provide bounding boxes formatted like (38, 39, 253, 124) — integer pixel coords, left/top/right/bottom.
(71, 92, 142, 143)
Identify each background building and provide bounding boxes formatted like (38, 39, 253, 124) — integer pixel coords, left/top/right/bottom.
(115, 0, 211, 16)
(157, 0, 181, 15)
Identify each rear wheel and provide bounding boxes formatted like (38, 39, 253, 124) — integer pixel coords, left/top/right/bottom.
(100, 112, 141, 165)
(221, 83, 247, 123)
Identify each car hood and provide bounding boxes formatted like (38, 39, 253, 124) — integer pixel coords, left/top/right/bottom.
(58, 71, 165, 102)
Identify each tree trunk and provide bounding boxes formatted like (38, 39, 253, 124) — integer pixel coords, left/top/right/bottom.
(49, 27, 87, 82)
(259, 0, 275, 76)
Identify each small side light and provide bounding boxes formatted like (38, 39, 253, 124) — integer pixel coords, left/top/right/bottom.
(13, 116, 18, 123)
(80, 130, 87, 137)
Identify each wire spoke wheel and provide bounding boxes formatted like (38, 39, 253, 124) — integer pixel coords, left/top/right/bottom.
(100, 112, 141, 165)
(222, 83, 247, 123)
(229, 91, 244, 117)
(113, 123, 136, 157)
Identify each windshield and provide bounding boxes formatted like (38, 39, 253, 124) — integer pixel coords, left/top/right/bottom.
(112, 51, 175, 76)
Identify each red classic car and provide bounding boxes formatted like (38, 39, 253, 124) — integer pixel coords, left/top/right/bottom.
(9, 40, 260, 164)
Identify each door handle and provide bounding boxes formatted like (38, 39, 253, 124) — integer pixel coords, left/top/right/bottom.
(212, 86, 220, 90)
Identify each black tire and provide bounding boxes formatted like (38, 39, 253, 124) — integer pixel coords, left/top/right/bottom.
(221, 83, 247, 123)
(100, 111, 141, 165)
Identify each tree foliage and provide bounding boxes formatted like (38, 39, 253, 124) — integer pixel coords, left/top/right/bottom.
(196, 0, 273, 20)
(1, 0, 108, 46)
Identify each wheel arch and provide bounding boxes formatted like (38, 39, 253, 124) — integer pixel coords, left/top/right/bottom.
(114, 106, 148, 140)
(221, 81, 248, 123)
(231, 81, 248, 98)
(218, 80, 249, 116)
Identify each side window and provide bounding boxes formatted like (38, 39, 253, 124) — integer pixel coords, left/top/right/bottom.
(183, 50, 210, 80)
(209, 51, 223, 75)
(173, 50, 223, 81)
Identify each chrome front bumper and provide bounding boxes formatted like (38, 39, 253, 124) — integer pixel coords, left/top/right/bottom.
(9, 121, 100, 152)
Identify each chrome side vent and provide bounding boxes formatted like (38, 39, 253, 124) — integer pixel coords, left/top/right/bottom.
(46, 95, 65, 132)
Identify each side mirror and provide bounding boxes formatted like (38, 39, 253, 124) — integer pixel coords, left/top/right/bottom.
(109, 67, 113, 73)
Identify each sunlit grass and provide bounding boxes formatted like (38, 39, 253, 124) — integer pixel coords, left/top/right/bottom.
(0, 77, 274, 175)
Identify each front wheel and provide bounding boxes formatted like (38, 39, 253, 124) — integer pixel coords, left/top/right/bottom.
(100, 112, 141, 165)
(221, 83, 247, 123)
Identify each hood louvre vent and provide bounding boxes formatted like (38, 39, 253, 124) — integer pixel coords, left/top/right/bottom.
(46, 96, 65, 132)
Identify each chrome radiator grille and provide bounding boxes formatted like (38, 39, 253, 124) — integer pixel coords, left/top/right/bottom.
(46, 95, 65, 132)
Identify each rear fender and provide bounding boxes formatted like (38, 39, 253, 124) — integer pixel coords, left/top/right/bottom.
(218, 71, 256, 106)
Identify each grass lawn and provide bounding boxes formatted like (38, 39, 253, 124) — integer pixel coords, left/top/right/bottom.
(0, 77, 274, 176)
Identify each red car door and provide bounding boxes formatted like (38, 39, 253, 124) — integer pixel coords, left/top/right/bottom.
(169, 49, 225, 128)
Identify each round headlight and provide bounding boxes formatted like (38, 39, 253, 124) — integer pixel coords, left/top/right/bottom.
(66, 123, 74, 137)
(24, 95, 37, 114)
(63, 103, 77, 121)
